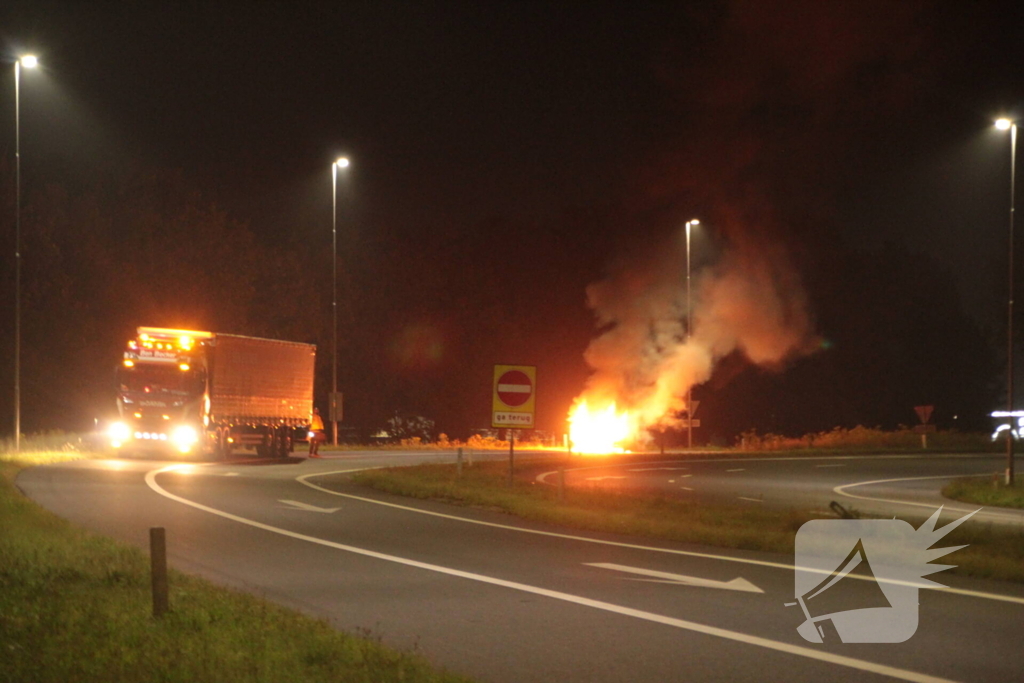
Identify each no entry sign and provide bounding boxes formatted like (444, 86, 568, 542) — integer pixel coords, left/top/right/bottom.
(492, 364, 536, 428)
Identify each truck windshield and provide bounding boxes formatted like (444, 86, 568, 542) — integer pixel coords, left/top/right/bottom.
(119, 365, 199, 396)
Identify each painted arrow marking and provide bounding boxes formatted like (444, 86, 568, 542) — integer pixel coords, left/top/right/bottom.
(279, 500, 341, 514)
(586, 562, 764, 593)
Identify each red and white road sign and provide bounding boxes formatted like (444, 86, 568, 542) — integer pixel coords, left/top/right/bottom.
(493, 364, 536, 428)
(496, 370, 533, 407)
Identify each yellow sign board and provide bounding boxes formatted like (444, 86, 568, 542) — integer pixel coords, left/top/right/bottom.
(492, 364, 536, 428)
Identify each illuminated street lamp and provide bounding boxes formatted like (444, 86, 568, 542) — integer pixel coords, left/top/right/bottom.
(13, 54, 38, 452)
(331, 157, 350, 446)
(685, 218, 699, 450)
(996, 118, 1017, 485)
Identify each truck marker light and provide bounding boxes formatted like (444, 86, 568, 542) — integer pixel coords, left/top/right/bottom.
(179, 363, 190, 371)
(123, 359, 135, 367)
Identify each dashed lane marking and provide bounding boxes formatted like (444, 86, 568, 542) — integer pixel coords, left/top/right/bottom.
(292, 469, 1024, 607)
(147, 464, 959, 683)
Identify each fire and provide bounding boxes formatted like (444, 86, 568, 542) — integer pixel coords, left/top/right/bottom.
(568, 400, 634, 455)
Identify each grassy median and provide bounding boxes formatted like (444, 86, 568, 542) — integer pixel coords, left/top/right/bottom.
(0, 454, 472, 683)
(943, 476, 1024, 509)
(351, 460, 1024, 583)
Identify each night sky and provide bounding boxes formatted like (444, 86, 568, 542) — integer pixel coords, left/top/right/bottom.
(2, 1, 1024, 441)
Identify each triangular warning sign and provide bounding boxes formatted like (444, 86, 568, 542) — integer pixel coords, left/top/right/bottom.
(686, 400, 700, 417)
(914, 405, 934, 424)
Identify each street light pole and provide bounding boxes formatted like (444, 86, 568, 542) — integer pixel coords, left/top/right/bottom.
(13, 55, 38, 453)
(997, 118, 1017, 485)
(331, 157, 349, 447)
(685, 218, 699, 450)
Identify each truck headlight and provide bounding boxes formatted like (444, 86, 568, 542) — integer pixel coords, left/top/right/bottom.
(171, 425, 199, 453)
(109, 421, 131, 447)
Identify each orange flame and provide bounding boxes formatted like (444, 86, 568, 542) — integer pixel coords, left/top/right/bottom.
(568, 400, 634, 455)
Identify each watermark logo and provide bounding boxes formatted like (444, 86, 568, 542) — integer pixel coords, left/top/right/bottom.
(787, 507, 976, 643)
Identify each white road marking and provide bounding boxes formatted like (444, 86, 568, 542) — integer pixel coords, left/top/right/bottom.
(296, 469, 1024, 607)
(534, 452, 996, 485)
(145, 465, 958, 683)
(680, 486, 694, 491)
(225, 472, 239, 476)
(668, 479, 675, 483)
(585, 476, 627, 481)
(834, 474, 1024, 523)
(678, 474, 692, 478)
(629, 467, 689, 472)
(737, 497, 763, 503)
(726, 468, 746, 472)
(279, 499, 341, 514)
(587, 563, 764, 593)
(815, 464, 846, 468)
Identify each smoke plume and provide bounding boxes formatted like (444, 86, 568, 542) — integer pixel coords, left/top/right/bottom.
(577, 227, 819, 430)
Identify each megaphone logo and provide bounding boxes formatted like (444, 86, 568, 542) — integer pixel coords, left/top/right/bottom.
(788, 508, 976, 643)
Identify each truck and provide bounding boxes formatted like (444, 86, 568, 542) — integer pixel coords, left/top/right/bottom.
(108, 327, 316, 458)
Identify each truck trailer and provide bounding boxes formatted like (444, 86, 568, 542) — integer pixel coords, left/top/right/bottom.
(108, 327, 316, 458)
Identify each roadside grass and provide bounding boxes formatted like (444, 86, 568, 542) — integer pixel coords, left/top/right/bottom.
(0, 455, 472, 683)
(351, 460, 1024, 583)
(943, 476, 1024, 509)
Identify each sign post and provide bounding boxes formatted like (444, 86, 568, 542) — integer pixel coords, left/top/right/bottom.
(686, 400, 700, 449)
(493, 365, 536, 486)
(329, 391, 343, 423)
(913, 405, 936, 449)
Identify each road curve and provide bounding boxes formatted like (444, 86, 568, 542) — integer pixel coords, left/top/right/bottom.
(535, 453, 1024, 526)
(16, 451, 1024, 683)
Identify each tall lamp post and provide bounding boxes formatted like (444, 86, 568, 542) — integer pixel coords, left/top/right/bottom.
(996, 118, 1017, 485)
(685, 218, 699, 450)
(331, 157, 350, 446)
(13, 54, 38, 453)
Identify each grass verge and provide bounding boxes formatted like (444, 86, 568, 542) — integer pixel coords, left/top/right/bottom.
(351, 461, 1024, 583)
(943, 476, 1024, 509)
(1, 454, 472, 683)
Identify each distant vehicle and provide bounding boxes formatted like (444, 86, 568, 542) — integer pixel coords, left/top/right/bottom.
(108, 327, 316, 458)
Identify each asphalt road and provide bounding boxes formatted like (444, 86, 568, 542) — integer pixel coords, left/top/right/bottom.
(16, 450, 1024, 683)
(534, 452, 1024, 526)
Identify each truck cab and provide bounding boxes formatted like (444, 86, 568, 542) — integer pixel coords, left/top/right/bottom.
(110, 328, 211, 455)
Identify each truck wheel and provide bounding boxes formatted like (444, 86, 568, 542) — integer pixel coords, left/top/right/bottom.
(277, 428, 293, 458)
(219, 428, 233, 459)
(256, 429, 273, 458)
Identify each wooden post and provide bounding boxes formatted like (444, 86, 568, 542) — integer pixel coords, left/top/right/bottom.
(150, 527, 169, 618)
(457, 447, 463, 477)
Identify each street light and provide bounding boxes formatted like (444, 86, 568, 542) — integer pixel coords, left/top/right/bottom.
(331, 157, 350, 446)
(996, 118, 1017, 485)
(685, 218, 699, 450)
(13, 54, 38, 453)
